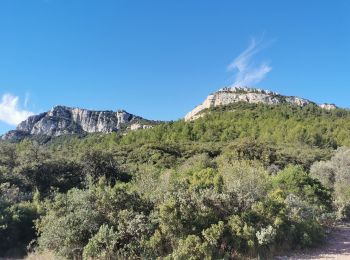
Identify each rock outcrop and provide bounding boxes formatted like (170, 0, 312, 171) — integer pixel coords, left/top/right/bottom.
(185, 87, 337, 121)
(319, 103, 338, 110)
(2, 106, 155, 141)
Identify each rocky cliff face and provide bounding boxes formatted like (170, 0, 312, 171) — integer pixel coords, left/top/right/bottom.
(2, 106, 155, 141)
(185, 87, 337, 121)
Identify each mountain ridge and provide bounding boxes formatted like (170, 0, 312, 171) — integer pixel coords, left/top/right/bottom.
(185, 87, 337, 121)
(1, 87, 340, 141)
(1, 105, 157, 141)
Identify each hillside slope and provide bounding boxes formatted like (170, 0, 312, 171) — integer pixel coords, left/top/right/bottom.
(1, 99, 350, 259)
(121, 102, 350, 149)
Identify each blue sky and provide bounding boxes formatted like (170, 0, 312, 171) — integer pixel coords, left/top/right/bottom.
(0, 0, 349, 134)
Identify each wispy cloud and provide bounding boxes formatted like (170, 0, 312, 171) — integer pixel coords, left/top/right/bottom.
(228, 37, 272, 87)
(0, 94, 34, 126)
(24, 92, 30, 108)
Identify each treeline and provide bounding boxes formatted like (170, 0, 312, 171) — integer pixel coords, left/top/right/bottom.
(0, 103, 349, 259)
(120, 103, 350, 148)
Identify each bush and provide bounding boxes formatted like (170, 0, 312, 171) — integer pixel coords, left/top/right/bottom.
(36, 189, 101, 259)
(171, 235, 211, 260)
(36, 179, 153, 259)
(0, 200, 37, 257)
(311, 147, 350, 219)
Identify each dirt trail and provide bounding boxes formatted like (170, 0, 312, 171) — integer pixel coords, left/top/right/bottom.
(276, 223, 350, 260)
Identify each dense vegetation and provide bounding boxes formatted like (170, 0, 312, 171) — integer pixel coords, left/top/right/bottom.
(0, 103, 349, 259)
(121, 103, 350, 148)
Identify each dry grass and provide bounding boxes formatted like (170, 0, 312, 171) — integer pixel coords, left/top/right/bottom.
(25, 251, 57, 260)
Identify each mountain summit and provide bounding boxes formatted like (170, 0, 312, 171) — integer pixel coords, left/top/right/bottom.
(2, 106, 155, 141)
(185, 87, 337, 121)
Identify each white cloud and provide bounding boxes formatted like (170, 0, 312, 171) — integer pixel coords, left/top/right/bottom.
(0, 94, 34, 126)
(228, 37, 272, 87)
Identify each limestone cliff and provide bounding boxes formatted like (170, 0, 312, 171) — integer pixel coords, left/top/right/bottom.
(185, 87, 337, 121)
(2, 106, 156, 141)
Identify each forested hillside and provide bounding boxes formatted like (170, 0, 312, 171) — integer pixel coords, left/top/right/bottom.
(1, 102, 350, 259)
